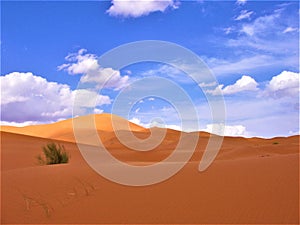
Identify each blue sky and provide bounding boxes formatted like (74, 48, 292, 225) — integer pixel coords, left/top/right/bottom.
(1, 0, 299, 137)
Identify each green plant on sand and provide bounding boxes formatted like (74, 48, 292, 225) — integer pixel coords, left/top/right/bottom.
(37, 142, 70, 165)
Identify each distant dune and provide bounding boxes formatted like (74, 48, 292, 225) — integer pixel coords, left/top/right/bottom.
(1, 113, 146, 143)
(1, 114, 299, 224)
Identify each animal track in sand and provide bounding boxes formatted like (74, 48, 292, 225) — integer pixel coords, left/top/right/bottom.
(18, 190, 54, 217)
(18, 178, 99, 218)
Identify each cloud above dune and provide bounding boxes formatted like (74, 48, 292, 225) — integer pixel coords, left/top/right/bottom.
(206, 71, 299, 98)
(130, 117, 181, 131)
(265, 71, 299, 98)
(207, 75, 258, 95)
(107, 0, 179, 18)
(0, 120, 44, 127)
(203, 124, 247, 137)
(0, 72, 111, 123)
(59, 49, 129, 91)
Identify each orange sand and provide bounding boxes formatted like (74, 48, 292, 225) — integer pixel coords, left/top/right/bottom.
(1, 114, 299, 224)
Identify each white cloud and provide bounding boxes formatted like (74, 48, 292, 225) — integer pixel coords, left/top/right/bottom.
(210, 7, 298, 78)
(142, 64, 181, 77)
(204, 54, 298, 77)
(59, 49, 129, 91)
(73, 89, 111, 107)
(165, 124, 181, 131)
(58, 49, 98, 74)
(196, 95, 299, 137)
(129, 117, 181, 131)
(283, 27, 298, 33)
(240, 11, 280, 37)
(0, 72, 111, 123)
(204, 55, 269, 76)
(107, 0, 179, 18)
(203, 124, 247, 137)
(236, 0, 247, 5)
(289, 130, 300, 136)
(265, 71, 299, 98)
(141, 64, 196, 84)
(227, 8, 299, 55)
(235, 10, 253, 21)
(94, 108, 104, 114)
(206, 71, 298, 98)
(207, 75, 258, 95)
(211, 5, 298, 80)
(128, 70, 299, 137)
(199, 81, 217, 88)
(0, 120, 44, 127)
(135, 107, 140, 113)
(202, 71, 299, 137)
(148, 97, 155, 101)
(129, 117, 141, 125)
(241, 25, 254, 36)
(223, 27, 234, 35)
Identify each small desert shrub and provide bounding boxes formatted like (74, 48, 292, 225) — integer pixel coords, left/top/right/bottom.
(273, 142, 279, 145)
(37, 142, 70, 165)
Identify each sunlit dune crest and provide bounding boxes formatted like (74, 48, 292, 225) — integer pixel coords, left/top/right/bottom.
(1, 113, 146, 142)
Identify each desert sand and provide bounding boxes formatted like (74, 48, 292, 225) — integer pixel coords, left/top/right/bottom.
(1, 114, 299, 224)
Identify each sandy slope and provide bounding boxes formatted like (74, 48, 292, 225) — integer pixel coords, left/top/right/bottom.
(1, 114, 299, 224)
(0, 113, 146, 143)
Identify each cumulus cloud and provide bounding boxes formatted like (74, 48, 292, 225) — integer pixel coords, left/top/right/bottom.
(131, 70, 299, 137)
(107, 0, 179, 18)
(0, 120, 45, 127)
(265, 71, 299, 98)
(207, 75, 258, 95)
(94, 108, 104, 114)
(59, 49, 129, 91)
(235, 10, 253, 21)
(0, 72, 111, 124)
(130, 117, 142, 125)
(203, 124, 247, 137)
(73, 89, 111, 107)
(165, 124, 181, 131)
(129, 117, 181, 131)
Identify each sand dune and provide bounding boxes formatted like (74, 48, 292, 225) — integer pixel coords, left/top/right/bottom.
(1, 113, 146, 143)
(1, 114, 299, 224)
